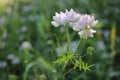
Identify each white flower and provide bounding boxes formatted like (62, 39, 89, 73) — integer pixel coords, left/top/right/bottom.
(78, 29, 96, 39)
(65, 9, 80, 22)
(51, 9, 98, 39)
(51, 9, 81, 27)
(21, 41, 32, 50)
(51, 21, 59, 27)
(72, 14, 98, 31)
(7, 54, 15, 60)
(51, 11, 68, 27)
(0, 17, 5, 25)
(21, 26, 28, 32)
(96, 40, 106, 50)
(11, 57, 20, 65)
(0, 61, 7, 69)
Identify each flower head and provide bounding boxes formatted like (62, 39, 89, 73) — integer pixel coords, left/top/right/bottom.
(65, 9, 80, 22)
(51, 11, 68, 27)
(78, 28, 96, 39)
(21, 41, 32, 50)
(72, 14, 98, 31)
(51, 9, 98, 39)
(51, 9, 81, 27)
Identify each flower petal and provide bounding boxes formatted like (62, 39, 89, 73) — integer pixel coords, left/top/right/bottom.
(51, 21, 59, 27)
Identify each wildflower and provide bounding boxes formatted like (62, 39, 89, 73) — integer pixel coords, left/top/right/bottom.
(2, 31, 8, 39)
(78, 28, 96, 39)
(22, 5, 33, 12)
(51, 9, 81, 27)
(51, 11, 68, 27)
(51, 9, 98, 39)
(7, 54, 20, 65)
(11, 57, 20, 65)
(21, 41, 32, 50)
(0, 61, 7, 69)
(21, 26, 28, 32)
(7, 54, 15, 60)
(51, 21, 59, 27)
(0, 17, 5, 25)
(65, 9, 80, 22)
(72, 14, 98, 31)
(96, 40, 106, 50)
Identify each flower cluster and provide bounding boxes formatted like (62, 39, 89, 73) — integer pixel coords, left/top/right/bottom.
(51, 9, 98, 39)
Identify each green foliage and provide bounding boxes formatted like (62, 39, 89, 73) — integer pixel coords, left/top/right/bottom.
(87, 47, 95, 56)
(54, 53, 94, 72)
(74, 60, 95, 71)
(53, 54, 73, 65)
(8, 75, 17, 80)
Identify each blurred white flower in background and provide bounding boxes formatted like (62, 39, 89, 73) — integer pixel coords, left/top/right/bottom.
(0, 17, 5, 25)
(22, 5, 33, 12)
(21, 41, 32, 50)
(7, 54, 15, 60)
(21, 26, 28, 32)
(1, 42, 6, 48)
(71, 41, 77, 52)
(11, 57, 20, 65)
(55, 43, 67, 56)
(7, 54, 21, 65)
(2, 31, 8, 39)
(101, 30, 110, 40)
(51, 9, 98, 39)
(96, 40, 106, 50)
(6, 7, 12, 16)
(0, 61, 7, 69)
(27, 15, 36, 22)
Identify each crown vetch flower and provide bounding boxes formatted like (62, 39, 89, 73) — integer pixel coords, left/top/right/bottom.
(65, 9, 80, 22)
(78, 28, 96, 39)
(51, 9, 98, 39)
(51, 9, 81, 27)
(51, 11, 68, 27)
(72, 14, 98, 31)
(51, 21, 60, 27)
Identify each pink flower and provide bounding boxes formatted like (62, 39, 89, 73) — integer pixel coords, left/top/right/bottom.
(72, 14, 98, 31)
(51, 9, 81, 27)
(51, 9, 98, 39)
(65, 9, 80, 22)
(78, 29, 96, 39)
(51, 11, 68, 27)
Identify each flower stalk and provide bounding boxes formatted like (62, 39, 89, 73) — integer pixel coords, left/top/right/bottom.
(66, 26, 71, 55)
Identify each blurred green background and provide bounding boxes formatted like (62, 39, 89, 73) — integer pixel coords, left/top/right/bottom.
(0, 0, 120, 80)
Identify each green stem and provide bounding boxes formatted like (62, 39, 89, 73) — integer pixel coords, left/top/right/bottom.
(56, 26, 72, 80)
(73, 39, 83, 54)
(66, 26, 71, 55)
(56, 62, 68, 80)
(81, 53, 88, 58)
(60, 68, 74, 79)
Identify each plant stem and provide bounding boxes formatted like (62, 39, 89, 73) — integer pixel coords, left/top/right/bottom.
(56, 26, 73, 80)
(59, 68, 74, 79)
(56, 62, 68, 80)
(73, 39, 83, 54)
(66, 26, 71, 55)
